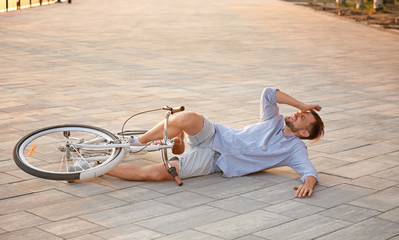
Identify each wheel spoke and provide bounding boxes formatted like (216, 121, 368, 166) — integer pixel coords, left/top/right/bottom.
(13, 125, 122, 180)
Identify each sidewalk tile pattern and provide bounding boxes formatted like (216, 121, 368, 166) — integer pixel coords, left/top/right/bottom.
(1, 0, 399, 239)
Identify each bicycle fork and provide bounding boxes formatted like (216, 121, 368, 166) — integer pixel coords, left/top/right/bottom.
(161, 148, 183, 186)
(162, 106, 184, 186)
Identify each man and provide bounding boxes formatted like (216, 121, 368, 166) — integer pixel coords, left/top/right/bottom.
(107, 88, 324, 198)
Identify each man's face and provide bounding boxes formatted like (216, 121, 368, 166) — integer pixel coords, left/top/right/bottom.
(285, 111, 316, 136)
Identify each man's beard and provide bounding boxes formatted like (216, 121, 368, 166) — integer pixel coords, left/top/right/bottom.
(285, 116, 299, 133)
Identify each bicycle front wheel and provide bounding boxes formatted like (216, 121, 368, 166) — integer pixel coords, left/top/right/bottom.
(13, 124, 124, 181)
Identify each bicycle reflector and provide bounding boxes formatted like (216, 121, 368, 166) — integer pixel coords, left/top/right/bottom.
(29, 145, 37, 156)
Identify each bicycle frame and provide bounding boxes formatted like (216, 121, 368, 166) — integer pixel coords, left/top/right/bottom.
(72, 143, 173, 151)
(161, 108, 183, 185)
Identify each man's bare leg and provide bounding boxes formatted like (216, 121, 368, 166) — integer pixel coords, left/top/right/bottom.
(139, 111, 204, 143)
(107, 112, 203, 181)
(106, 161, 179, 181)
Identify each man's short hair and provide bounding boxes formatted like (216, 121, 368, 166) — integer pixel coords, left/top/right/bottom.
(303, 110, 324, 143)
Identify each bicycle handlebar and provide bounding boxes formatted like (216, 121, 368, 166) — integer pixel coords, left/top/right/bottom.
(167, 166, 183, 186)
(162, 106, 185, 114)
(174, 175, 183, 186)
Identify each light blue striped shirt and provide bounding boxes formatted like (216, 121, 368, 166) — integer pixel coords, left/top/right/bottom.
(212, 87, 318, 183)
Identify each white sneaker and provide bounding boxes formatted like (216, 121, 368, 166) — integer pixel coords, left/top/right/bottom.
(67, 160, 94, 172)
(129, 136, 145, 146)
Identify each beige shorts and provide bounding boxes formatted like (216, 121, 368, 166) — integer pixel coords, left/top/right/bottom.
(176, 116, 221, 179)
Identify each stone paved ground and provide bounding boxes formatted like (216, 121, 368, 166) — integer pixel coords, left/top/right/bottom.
(1, 0, 399, 239)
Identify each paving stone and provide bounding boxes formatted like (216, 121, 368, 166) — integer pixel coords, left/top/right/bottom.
(0, 0, 399, 239)
(81, 200, 181, 228)
(105, 186, 166, 203)
(319, 204, 381, 223)
(322, 160, 394, 179)
(0, 189, 77, 215)
(28, 194, 127, 221)
(37, 217, 105, 239)
(5, 168, 37, 181)
(177, 173, 228, 189)
(242, 180, 306, 204)
(350, 187, 399, 211)
(137, 205, 236, 235)
(55, 180, 117, 197)
(0, 154, 11, 161)
(12, 178, 68, 192)
(352, 126, 399, 143)
(155, 230, 223, 240)
(317, 173, 349, 187)
(0, 211, 49, 232)
(340, 142, 398, 161)
(234, 236, 267, 240)
(350, 176, 399, 190)
(295, 184, 376, 208)
(325, 125, 381, 142)
(138, 180, 188, 195)
(0, 140, 19, 155)
(207, 196, 270, 214)
(0, 172, 21, 184)
(95, 175, 143, 189)
(311, 156, 351, 172)
(93, 224, 164, 240)
(194, 210, 292, 239)
(0, 227, 62, 240)
(155, 191, 214, 209)
(316, 218, 399, 240)
(387, 149, 399, 157)
(0, 183, 31, 200)
(325, 149, 372, 163)
(372, 154, 399, 166)
(190, 176, 274, 199)
(0, 161, 21, 175)
(308, 138, 370, 154)
(254, 214, 351, 240)
(67, 234, 105, 240)
(264, 200, 325, 219)
(372, 166, 399, 182)
(377, 207, 399, 223)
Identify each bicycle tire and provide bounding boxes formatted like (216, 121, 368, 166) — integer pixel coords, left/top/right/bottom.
(13, 124, 125, 181)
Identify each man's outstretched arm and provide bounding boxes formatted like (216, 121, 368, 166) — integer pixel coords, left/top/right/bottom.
(293, 176, 317, 198)
(275, 90, 322, 112)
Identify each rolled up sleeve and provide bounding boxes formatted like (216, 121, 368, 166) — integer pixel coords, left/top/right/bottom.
(260, 87, 279, 122)
(288, 148, 319, 183)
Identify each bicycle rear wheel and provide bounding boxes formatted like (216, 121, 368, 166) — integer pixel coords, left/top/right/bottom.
(13, 124, 125, 181)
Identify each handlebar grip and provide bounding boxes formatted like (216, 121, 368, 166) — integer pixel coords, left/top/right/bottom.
(162, 106, 185, 114)
(171, 106, 185, 114)
(167, 166, 183, 186)
(174, 176, 183, 186)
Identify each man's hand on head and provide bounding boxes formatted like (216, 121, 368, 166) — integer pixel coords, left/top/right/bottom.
(300, 103, 322, 113)
(275, 90, 322, 113)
